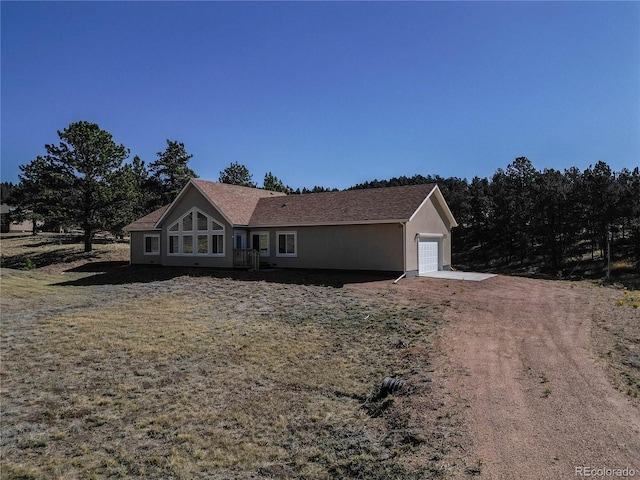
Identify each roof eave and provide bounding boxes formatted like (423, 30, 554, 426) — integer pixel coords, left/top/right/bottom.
(248, 219, 408, 228)
(124, 227, 162, 232)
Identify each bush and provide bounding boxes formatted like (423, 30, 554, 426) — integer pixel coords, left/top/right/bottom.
(22, 258, 36, 270)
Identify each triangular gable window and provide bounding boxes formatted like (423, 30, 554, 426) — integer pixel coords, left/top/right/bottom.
(168, 208, 225, 256)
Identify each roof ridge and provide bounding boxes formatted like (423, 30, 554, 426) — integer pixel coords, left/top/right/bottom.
(192, 178, 286, 194)
(249, 183, 440, 226)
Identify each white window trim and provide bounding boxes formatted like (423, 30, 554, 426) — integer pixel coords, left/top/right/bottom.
(250, 231, 270, 257)
(276, 231, 297, 257)
(210, 233, 225, 255)
(167, 207, 225, 257)
(143, 234, 160, 255)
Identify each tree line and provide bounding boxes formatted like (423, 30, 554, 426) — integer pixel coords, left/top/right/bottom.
(1, 182, 16, 203)
(7, 121, 639, 274)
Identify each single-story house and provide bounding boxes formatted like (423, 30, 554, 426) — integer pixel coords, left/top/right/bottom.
(124, 179, 457, 276)
(0, 204, 41, 233)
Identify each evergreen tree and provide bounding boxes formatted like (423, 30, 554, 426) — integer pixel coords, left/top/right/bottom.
(148, 140, 197, 207)
(0, 182, 15, 203)
(107, 155, 150, 236)
(219, 162, 255, 187)
(16, 121, 130, 250)
(505, 157, 538, 262)
(534, 168, 568, 269)
(562, 166, 586, 259)
(263, 172, 293, 193)
(12, 157, 54, 235)
(468, 176, 492, 251)
(626, 167, 640, 265)
(582, 161, 616, 259)
(489, 168, 515, 263)
(300, 186, 339, 193)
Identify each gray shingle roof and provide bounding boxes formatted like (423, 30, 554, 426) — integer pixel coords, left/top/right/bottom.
(124, 204, 169, 231)
(249, 183, 438, 226)
(191, 179, 286, 226)
(125, 181, 449, 231)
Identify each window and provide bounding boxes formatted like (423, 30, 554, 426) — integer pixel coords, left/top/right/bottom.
(212, 235, 223, 254)
(197, 235, 208, 254)
(276, 231, 297, 257)
(144, 234, 160, 255)
(251, 232, 270, 257)
(182, 212, 193, 231)
(169, 235, 179, 254)
(167, 208, 225, 256)
(182, 235, 193, 254)
(197, 212, 208, 231)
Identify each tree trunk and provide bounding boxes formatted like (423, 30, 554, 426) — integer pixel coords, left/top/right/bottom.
(84, 232, 92, 252)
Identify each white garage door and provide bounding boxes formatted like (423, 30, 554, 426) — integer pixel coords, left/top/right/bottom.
(418, 240, 439, 275)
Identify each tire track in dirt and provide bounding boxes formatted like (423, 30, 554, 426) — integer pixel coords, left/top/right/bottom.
(413, 276, 639, 479)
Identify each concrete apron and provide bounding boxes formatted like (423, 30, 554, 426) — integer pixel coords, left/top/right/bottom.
(420, 271, 497, 281)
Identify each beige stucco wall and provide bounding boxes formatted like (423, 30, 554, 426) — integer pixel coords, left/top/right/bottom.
(162, 187, 235, 268)
(130, 186, 236, 268)
(252, 223, 404, 272)
(405, 195, 453, 273)
(130, 230, 162, 265)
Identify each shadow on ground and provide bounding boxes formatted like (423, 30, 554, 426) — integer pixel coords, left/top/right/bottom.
(0, 248, 102, 270)
(54, 262, 397, 288)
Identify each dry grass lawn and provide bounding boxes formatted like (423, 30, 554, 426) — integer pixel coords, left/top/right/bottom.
(1, 235, 470, 479)
(4, 234, 635, 479)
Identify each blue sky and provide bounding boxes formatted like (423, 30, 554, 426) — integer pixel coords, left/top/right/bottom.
(2, 1, 639, 190)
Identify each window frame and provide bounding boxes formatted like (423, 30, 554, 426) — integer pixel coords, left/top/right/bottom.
(250, 231, 270, 257)
(276, 231, 297, 257)
(143, 234, 160, 255)
(166, 207, 225, 257)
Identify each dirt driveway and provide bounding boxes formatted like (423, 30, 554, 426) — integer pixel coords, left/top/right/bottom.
(394, 275, 640, 479)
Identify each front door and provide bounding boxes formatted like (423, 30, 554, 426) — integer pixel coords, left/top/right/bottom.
(234, 231, 247, 250)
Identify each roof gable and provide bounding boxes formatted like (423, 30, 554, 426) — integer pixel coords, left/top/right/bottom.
(410, 185, 458, 228)
(249, 183, 441, 227)
(154, 179, 287, 228)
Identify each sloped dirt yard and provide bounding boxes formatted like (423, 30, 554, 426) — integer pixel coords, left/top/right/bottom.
(1, 235, 638, 479)
(396, 276, 640, 479)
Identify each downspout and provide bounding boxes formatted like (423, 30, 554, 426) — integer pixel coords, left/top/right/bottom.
(393, 272, 406, 284)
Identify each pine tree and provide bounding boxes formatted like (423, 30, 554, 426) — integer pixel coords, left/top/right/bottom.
(263, 172, 292, 193)
(219, 162, 255, 187)
(16, 121, 130, 251)
(148, 140, 197, 207)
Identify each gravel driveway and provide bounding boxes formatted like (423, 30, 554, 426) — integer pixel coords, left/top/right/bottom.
(409, 275, 640, 479)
